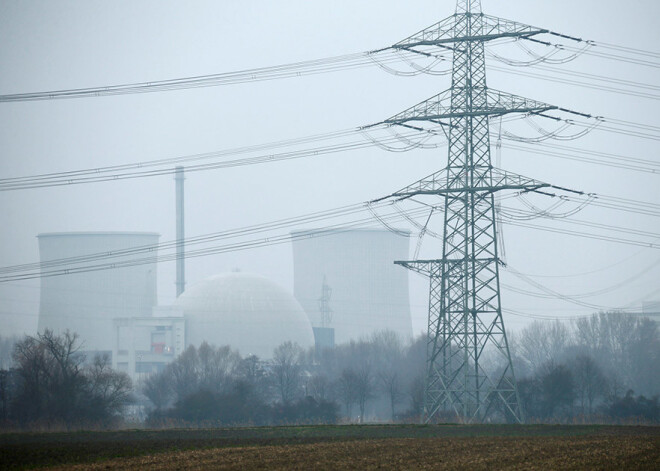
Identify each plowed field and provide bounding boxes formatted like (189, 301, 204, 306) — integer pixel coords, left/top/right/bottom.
(48, 435, 660, 470)
(1, 425, 658, 470)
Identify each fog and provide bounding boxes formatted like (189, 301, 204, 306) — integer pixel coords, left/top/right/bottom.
(0, 1, 659, 342)
(2, 319, 658, 426)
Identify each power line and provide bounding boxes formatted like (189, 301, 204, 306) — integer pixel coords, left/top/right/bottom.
(500, 114, 660, 142)
(531, 40, 660, 68)
(503, 219, 660, 249)
(501, 141, 660, 175)
(0, 50, 438, 103)
(0, 128, 358, 184)
(0, 202, 423, 283)
(2, 112, 657, 192)
(593, 41, 660, 60)
(0, 127, 430, 191)
(2, 188, 657, 281)
(0, 202, 383, 275)
(503, 308, 591, 322)
(505, 265, 627, 311)
(489, 63, 660, 100)
(506, 248, 648, 279)
(1, 38, 657, 104)
(528, 63, 660, 92)
(584, 44, 660, 68)
(502, 256, 660, 300)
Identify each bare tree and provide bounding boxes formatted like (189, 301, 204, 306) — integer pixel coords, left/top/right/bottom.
(335, 368, 358, 418)
(142, 370, 172, 411)
(238, 354, 268, 401)
(574, 312, 659, 395)
(408, 374, 425, 418)
(39, 330, 86, 423)
(85, 354, 132, 420)
(10, 330, 131, 426)
(514, 320, 571, 374)
(623, 317, 659, 396)
(354, 364, 375, 423)
(12, 335, 50, 421)
(165, 345, 201, 401)
(538, 362, 575, 419)
(378, 369, 403, 421)
(157, 342, 243, 406)
(370, 331, 405, 420)
(12, 330, 86, 425)
(197, 342, 241, 393)
(571, 354, 606, 415)
(272, 341, 304, 404)
(307, 374, 332, 402)
(0, 369, 12, 422)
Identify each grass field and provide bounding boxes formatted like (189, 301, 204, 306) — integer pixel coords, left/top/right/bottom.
(1, 424, 658, 470)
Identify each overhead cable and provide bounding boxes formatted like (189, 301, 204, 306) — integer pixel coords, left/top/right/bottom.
(0, 50, 439, 103)
(0, 127, 429, 191)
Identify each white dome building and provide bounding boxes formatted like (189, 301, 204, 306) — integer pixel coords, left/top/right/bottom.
(173, 273, 315, 359)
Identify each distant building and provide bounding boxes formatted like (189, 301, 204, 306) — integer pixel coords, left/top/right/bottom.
(291, 228, 413, 345)
(112, 311, 185, 380)
(173, 273, 315, 359)
(36, 228, 415, 381)
(37, 232, 159, 354)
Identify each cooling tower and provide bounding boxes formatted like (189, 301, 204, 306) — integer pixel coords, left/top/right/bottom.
(37, 232, 159, 353)
(291, 228, 412, 344)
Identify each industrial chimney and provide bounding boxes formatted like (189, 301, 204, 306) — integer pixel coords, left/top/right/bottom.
(175, 166, 185, 297)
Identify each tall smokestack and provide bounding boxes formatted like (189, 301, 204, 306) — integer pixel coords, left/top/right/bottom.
(175, 166, 185, 297)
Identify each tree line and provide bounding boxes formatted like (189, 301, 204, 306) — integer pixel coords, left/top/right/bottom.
(0, 311, 657, 429)
(142, 330, 422, 426)
(510, 312, 659, 422)
(0, 330, 131, 429)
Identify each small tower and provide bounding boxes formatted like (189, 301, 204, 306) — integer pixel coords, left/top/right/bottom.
(313, 275, 335, 355)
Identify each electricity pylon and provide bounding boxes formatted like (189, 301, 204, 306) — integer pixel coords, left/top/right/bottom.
(373, 0, 588, 423)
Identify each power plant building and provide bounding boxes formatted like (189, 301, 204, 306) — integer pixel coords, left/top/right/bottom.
(291, 228, 413, 345)
(112, 310, 185, 379)
(38, 232, 160, 354)
(173, 273, 315, 359)
(36, 227, 413, 377)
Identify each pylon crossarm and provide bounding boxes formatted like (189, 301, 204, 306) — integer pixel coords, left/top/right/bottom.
(377, 89, 560, 130)
(385, 107, 554, 123)
(380, 90, 452, 128)
(392, 184, 548, 197)
(393, 259, 439, 277)
(486, 89, 559, 115)
(392, 15, 458, 52)
(392, 14, 549, 52)
(377, 167, 553, 202)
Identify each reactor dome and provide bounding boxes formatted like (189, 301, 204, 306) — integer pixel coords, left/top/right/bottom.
(173, 273, 315, 359)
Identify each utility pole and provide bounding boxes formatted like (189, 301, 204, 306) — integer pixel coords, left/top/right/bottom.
(371, 0, 589, 423)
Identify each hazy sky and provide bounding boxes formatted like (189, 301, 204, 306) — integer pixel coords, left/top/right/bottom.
(1, 0, 659, 337)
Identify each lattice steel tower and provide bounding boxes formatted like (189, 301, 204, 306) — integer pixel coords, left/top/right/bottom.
(373, 0, 587, 423)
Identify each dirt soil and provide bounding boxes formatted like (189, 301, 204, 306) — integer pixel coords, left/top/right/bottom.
(45, 434, 659, 471)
